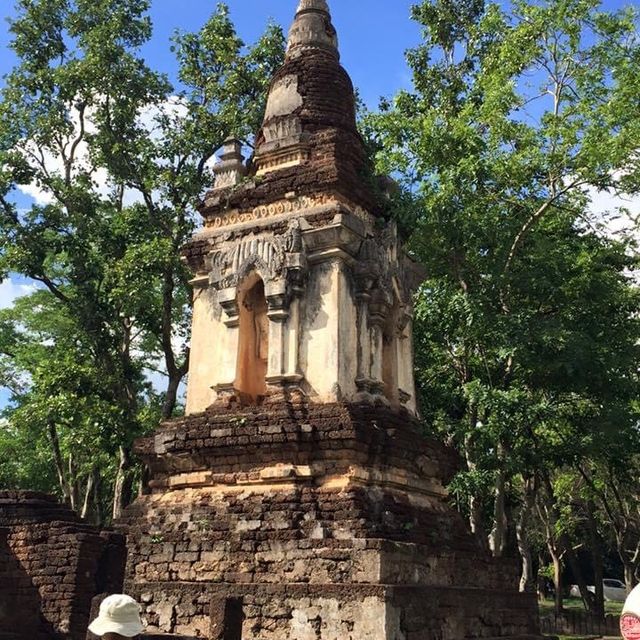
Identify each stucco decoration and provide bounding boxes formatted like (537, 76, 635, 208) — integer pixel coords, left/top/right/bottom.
(287, 1, 338, 57)
(209, 237, 285, 288)
(264, 75, 304, 121)
(207, 221, 308, 315)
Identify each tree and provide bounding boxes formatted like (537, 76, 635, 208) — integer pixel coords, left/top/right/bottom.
(0, 0, 284, 520)
(367, 0, 640, 606)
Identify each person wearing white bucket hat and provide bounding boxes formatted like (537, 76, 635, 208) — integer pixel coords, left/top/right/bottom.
(621, 584, 640, 640)
(88, 594, 144, 639)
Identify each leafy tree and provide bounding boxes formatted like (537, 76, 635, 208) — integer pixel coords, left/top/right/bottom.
(367, 0, 640, 605)
(0, 0, 284, 520)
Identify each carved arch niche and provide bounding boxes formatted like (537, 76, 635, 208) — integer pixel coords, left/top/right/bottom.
(209, 225, 308, 406)
(235, 272, 269, 405)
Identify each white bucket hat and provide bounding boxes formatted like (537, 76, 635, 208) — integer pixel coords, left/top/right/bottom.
(88, 594, 144, 638)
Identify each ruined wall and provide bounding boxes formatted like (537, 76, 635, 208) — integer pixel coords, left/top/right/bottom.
(0, 491, 125, 640)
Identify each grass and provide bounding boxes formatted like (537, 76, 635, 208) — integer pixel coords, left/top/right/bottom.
(539, 597, 624, 616)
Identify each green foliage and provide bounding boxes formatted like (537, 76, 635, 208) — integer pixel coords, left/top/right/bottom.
(0, 1, 284, 520)
(368, 0, 640, 582)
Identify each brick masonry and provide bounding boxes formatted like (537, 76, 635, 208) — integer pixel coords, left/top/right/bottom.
(118, 402, 542, 639)
(0, 491, 125, 640)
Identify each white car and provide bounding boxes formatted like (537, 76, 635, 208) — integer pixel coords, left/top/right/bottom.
(569, 579, 627, 602)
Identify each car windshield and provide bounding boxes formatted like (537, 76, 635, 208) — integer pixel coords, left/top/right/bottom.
(604, 580, 623, 587)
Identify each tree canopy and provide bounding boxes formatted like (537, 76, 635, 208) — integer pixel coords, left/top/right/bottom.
(366, 0, 640, 605)
(0, 0, 285, 520)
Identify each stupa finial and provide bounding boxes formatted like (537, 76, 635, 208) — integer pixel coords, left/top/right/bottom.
(296, 0, 330, 13)
(287, 0, 338, 58)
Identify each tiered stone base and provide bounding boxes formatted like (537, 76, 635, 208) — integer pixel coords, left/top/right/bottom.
(125, 583, 539, 640)
(120, 402, 541, 639)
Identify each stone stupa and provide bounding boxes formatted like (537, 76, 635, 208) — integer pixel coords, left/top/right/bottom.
(118, 2, 542, 638)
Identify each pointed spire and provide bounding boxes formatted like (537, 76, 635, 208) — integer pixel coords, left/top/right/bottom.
(296, 0, 330, 13)
(287, 0, 338, 59)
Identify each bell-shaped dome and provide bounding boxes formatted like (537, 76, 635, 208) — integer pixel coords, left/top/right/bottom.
(200, 0, 379, 222)
(254, 0, 360, 176)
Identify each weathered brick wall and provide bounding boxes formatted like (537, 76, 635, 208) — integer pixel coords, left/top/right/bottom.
(137, 402, 459, 490)
(193, 47, 383, 246)
(122, 582, 539, 640)
(0, 526, 51, 640)
(119, 401, 540, 639)
(0, 491, 125, 640)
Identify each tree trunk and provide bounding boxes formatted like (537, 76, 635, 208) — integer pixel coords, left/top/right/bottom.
(463, 409, 488, 549)
(489, 464, 507, 557)
(47, 420, 71, 506)
(112, 446, 133, 521)
(68, 452, 79, 512)
(80, 470, 95, 520)
(625, 561, 636, 594)
(162, 369, 182, 419)
(517, 530, 534, 593)
(93, 471, 103, 527)
(517, 477, 536, 592)
(469, 493, 486, 541)
(563, 536, 595, 614)
(159, 265, 189, 420)
(538, 473, 564, 613)
(586, 501, 605, 617)
(550, 548, 564, 614)
(537, 553, 549, 601)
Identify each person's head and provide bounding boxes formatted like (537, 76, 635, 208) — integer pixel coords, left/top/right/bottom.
(88, 594, 143, 639)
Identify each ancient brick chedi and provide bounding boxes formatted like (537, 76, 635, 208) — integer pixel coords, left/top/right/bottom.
(121, 1, 542, 638)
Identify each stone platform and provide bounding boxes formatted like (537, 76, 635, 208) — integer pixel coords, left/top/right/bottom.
(118, 401, 541, 639)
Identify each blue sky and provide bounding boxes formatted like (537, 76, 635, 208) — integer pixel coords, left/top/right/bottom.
(0, 0, 634, 124)
(0, 1, 423, 110)
(0, 0, 634, 137)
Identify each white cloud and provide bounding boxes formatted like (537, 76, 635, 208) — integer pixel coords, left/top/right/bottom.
(138, 95, 189, 141)
(589, 187, 640, 238)
(14, 111, 112, 206)
(13, 95, 190, 209)
(17, 180, 56, 207)
(0, 278, 38, 310)
(587, 185, 639, 283)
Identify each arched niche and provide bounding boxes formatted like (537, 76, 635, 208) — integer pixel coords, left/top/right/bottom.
(235, 272, 269, 405)
(382, 317, 400, 407)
